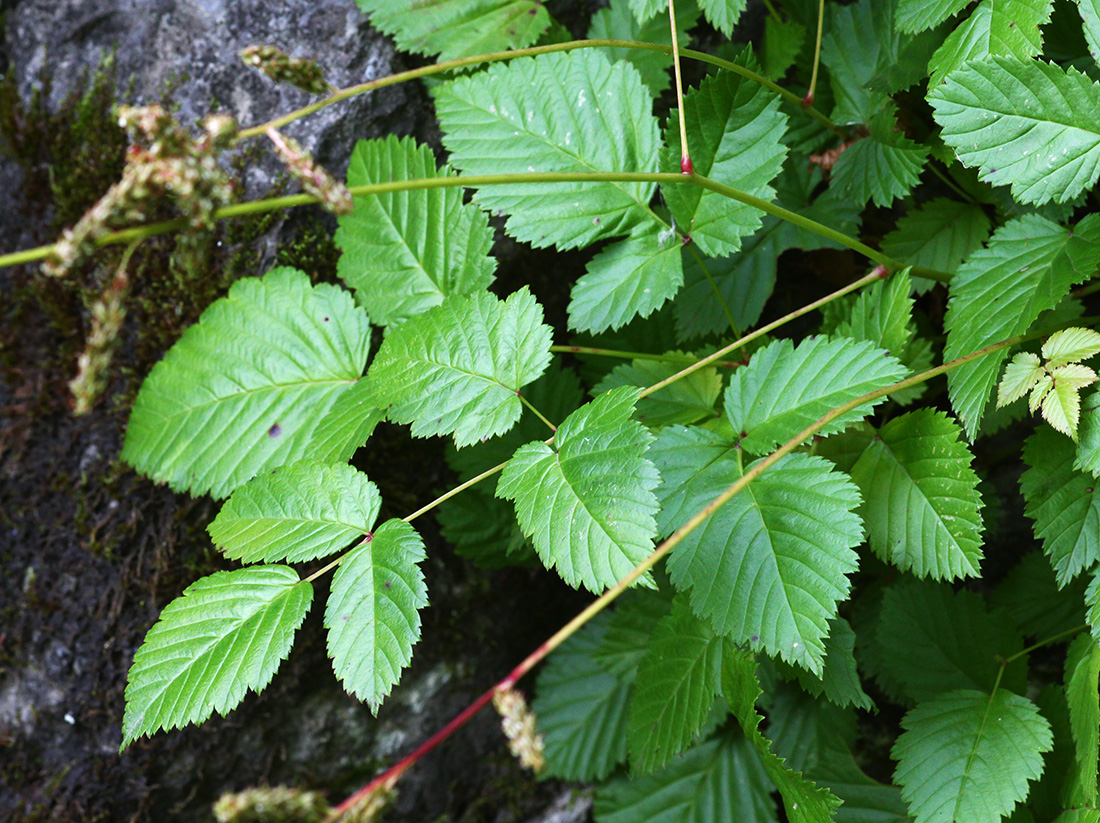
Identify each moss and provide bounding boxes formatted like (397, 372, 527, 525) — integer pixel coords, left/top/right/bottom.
(275, 211, 340, 283)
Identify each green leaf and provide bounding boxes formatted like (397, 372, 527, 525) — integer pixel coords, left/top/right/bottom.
(990, 550, 1089, 639)
(595, 353, 722, 428)
(434, 50, 659, 251)
(1045, 328, 1100, 367)
(1088, 568, 1100, 645)
(368, 287, 552, 447)
(725, 336, 909, 455)
(777, 617, 874, 710)
(998, 352, 1045, 408)
(698, 0, 747, 36)
(208, 460, 381, 564)
(880, 197, 992, 290)
(930, 55, 1099, 205)
(1022, 427, 1100, 586)
(497, 387, 661, 593)
(831, 110, 930, 208)
(943, 214, 1100, 440)
(821, 0, 899, 124)
(587, 0, 702, 96)
(568, 223, 684, 333)
(1065, 632, 1100, 807)
(626, 0, 664, 24)
(1076, 390, 1100, 476)
(662, 64, 788, 258)
(654, 437, 863, 673)
(1041, 364, 1097, 439)
(851, 409, 984, 580)
(356, 0, 550, 61)
(875, 580, 1027, 704)
(896, 0, 971, 33)
(627, 597, 730, 774)
(595, 729, 778, 823)
(831, 272, 914, 361)
(534, 612, 631, 781)
(1076, 0, 1100, 69)
(763, 15, 806, 79)
(122, 267, 374, 499)
(927, 0, 1054, 86)
(810, 738, 911, 823)
(324, 519, 427, 713)
(122, 566, 312, 748)
(594, 588, 675, 683)
(892, 689, 1053, 823)
(335, 136, 496, 327)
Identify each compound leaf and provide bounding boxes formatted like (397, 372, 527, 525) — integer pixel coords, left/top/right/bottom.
(892, 689, 1053, 823)
(1077, 0, 1100, 69)
(927, 0, 1054, 85)
(497, 387, 661, 594)
(122, 267, 373, 499)
(434, 50, 659, 251)
(930, 55, 1100, 204)
(1044, 327, 1100, 367)
(661, 61, 788, 257)
(998, 352, 1045, 408)
(1022, 427, 1100, 586)
(830, 272, 914, 361)
(122, 565, 312, 748)
(851, 409, 984, 580)
(209, 460, 381, 564)
(325, 519, 427, 713)
(356, 0, 549, 60)
(335, 136, 496, 327)
(725, 336, 908, 455)
(698, 0, 747, 35)
(368, 287, 552, 447)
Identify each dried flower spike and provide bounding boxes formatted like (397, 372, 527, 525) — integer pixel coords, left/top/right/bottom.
(267, 128, 353, 215)
(493, 685, 545, 774)
(213, 785, 330, 823)
(240, 45, 333, 96)
(70, 250, 135, 415)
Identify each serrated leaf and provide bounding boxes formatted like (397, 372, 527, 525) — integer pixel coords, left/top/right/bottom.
(356, 0, 549, 61)
(810, 737, 911, 823)
(324, 519, 427, 713)
(927, 0, 1054, 86)
(568, 223, 684, 333)
(1031, 372, 1056, 414)
(662, 65, 788, 258)
(943, 214, 1100, 440)
(655, 441, 862, 673)
(851, 409, 984, 580)
(1022, 427, 1100, 585)
(767, 682, 858, 775)
(896, 0, 971, 33)
(1042, 365, 1097, 439)
(122, 565, 312, 747)
(990, 550, 1089, 639)
(627, 598, 730, 773)
(208, 460, 381, 564)
(497, 387, 660, 593)
(998, 352, 1045, 408)
(1088, 568, 1100, 644)
(1065, 632, 1100, 806)
(335, 136, 496, 327)
(1045, 328, 1100, 367)
(1077, 0, 1100, 69)
(535, 613, 631, 781)
(368, 287, 552, 447)
(832, 272, 914, 361)
(595, 353, 722, 428)
(880, 198, 992, 290)
(1076, 390, 1100, 476)
(698, 0, 747, 35)
(594, 588, 675, 683)
(876, 581, 1027, 704)
(725, 336, 908, 455)
(763, 15, 806, 79)
(831, 111, 930, 208)
(626, 0, 664, 24)
(930, 55, 1099, 205)
(650, 424, 738, 535)
(434, 50, 659, 251)
(778, 617, 874, 710)
(821, 0, 898, 124)
(122, 267, 373, 499)
(596, 729, 777, 823)
(588, 0, 701, 96)
(892, 689, 1053, 823)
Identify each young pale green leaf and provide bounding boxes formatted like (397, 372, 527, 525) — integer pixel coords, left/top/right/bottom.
(208, 460, 380, 564)
(122, 267, 374, 499)
(927, 0, 1054, 85)
(697, 0, 747, 35)
(778, 617, 873, 710)
(721, 649, 841, 823)
(356, 0, 549, 61)
(368, 288, 552, 447)
(627, 597, 730, 774)
(122, 566, 312, 748)
(1022, 427, 1100, 585)
(534, 613, 631, 781)
(324, 519, 427, 713)
(1077, 0, 1100, 69)
(943, 214, 1100, 440)
(990, 551, 1089, 639)
(930, 55, 1099, 205)
(875, 581, 1027, 704)
(831, 111, 929, 208)
(725, 336, 908, 455)
(896, 0, 971, 33)
(434, 50, 659, 251)
(1065, 632, 1100, 807)
(1041, 364, 1097, 439)
(892, 689, 1053, 823)
(588, 0, 701, 96)
(596, 730, 777, 823)
(335, 136, 495, 327)
(595, 353, 722, 428)
(851, 409, 984, 580)
(1044, 327, 1100, 367)
(998, 352, 1045, 408)
(568, 223, 684, 333)
(661, 64, 788, 258)
(497, 387, 661, 594)
(880, 198, 992, 291)
(655, 439, 862, 674)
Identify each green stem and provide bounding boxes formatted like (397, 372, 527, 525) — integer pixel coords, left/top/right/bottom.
(552, 345, 743, 368)
(519, 393, 557, 433)
(761, 0, 782, 22)
(1005, 625, 1088, 663)
(805, 0, 825, 106)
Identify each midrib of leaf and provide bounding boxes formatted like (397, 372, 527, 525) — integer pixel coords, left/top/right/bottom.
(559, 442, 633, 546)
(953, 679, 1004, 823)
(155, 378, 357, 419)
